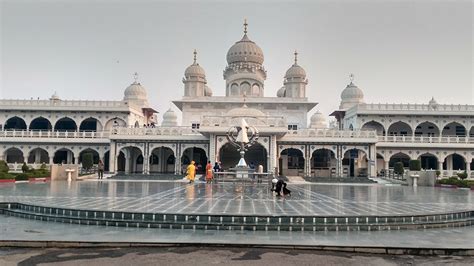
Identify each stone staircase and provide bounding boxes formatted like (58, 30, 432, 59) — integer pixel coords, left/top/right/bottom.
(1, 202, 472, 232)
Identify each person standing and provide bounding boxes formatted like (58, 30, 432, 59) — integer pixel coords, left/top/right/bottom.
(186, 161, 196, 183)
(205, 161, 213, 183)
(98, 159, 104, 179)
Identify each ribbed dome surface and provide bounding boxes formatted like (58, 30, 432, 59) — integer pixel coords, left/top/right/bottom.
(226, 34, 264, 65)
(184, 63, 206, 78)
(285, 64, 306, 79)
(309, 111, 327, 128)
(124, 82, 147, 101)
(277, 87, 286, 97)
(227, 104, 265, 118)
(161, 108, 178, 127)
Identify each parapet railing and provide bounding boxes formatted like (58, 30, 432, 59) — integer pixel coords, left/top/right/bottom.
(0, 130, 110, 138)
(378, 135, 474, 144)
(357, 103, 474, 112)
(284, 129, 378, 139)
(0, 99, 128, 108)
(200, 116, 286, 127)
(111, 127, 202, 136)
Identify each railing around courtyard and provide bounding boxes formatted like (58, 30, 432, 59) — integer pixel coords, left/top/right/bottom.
(0, 99, 128, 108)
(200, 116, 286, 128)
(358, 103, 474, 112)
(284, 129, 378, 139)
(378, 135, 474, 144)
(111, 127, 203, 136)
(0, 130, 110, 139)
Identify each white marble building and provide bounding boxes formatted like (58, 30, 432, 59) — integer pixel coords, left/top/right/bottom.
(1, 22, 472, 178)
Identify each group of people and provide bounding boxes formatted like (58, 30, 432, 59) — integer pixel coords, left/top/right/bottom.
(186, 160, 221, 184)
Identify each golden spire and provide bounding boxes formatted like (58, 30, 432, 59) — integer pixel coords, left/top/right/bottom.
(244, 18, 248, 35)
(193, 49, 197, 64)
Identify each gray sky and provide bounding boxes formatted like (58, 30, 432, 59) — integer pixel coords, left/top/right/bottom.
(1, 0, 473, 121)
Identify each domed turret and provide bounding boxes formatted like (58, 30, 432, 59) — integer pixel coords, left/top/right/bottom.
(339, 74, 364, 109)
(282, 51, 308, 98)
(277, 86, 286, 97)
(223, 20, 267, 97)
(183, 50, 207, 97)
(204, 86, 213, 96)
(309, 111, 327, 129)
(161, 108, 178, 127)
(124, 72, 148, 107)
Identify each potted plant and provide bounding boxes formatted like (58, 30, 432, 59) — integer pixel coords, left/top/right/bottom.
(394, 162, 404, 178)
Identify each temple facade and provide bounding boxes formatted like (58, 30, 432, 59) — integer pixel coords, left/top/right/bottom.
(0, 22, 472, 178)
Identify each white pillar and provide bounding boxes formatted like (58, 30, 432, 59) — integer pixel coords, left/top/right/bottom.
(384, 160, 389, 174)
(49, 156, 54, 165)
(34, 149, 41, 163)
(466, 161, 471, 178)
(125, 154, 131, 174)
(109, 142, 116, 173)
(438, 161, 443, 171)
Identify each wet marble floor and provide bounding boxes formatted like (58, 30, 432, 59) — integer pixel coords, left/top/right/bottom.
(0, 180, 473, 216)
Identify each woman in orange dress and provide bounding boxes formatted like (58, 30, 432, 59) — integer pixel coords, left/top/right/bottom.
(205, 161, 213, 183)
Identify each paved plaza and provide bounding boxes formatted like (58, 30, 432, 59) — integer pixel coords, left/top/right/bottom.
(0, 180, 473, 216)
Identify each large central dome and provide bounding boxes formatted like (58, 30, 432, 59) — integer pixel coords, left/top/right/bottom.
(226, 22, 264, 65)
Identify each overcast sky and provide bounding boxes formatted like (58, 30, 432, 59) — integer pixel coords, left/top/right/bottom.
(0, 0, 472, 122)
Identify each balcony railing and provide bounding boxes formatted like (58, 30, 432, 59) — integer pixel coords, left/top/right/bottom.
(0, 99, 128, 108)
(282, 129, 378, 139)
(0, 130, 110, 138)
(378, 135, 474, 144)
(111, 127, 202, 136)
(358, 103, 474, 112)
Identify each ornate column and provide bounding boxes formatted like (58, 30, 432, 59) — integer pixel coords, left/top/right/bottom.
(384, 160, 389, 174)
(108, 141, 116, 174)
(49, 156, 54, 165)
(142, 142, 149, 175)
(175, 143, 182, 175)
(271, 135, 278, 174)
(466, 160, 471, 178)
(209, 134, 216, 164)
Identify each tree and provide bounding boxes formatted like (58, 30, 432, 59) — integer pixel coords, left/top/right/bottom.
(457, 171, 468, 180)
(409, 160, 421, 171)
(21, 162, 29, 173)
(394, 162, 404, 177)
(0, 160, 9, 173)
(81, 153, 94, 171)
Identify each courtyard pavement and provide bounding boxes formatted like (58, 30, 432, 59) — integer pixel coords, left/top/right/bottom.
(0, 180, 473, 216)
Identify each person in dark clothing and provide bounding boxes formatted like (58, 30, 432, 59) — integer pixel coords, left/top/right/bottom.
(274, 179, 291, 196)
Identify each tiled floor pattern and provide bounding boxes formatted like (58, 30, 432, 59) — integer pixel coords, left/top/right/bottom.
(0, 180, 473, 216)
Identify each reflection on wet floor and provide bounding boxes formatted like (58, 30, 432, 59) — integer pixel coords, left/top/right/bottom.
(0, 180, 473, 216)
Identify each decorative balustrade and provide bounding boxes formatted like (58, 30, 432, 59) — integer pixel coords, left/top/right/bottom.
(378, 135, 474, 144)
(111, 127, 202, 136)
(0, 99, 128, 108)
(200, 116, 286, 128)
(283, 129, 378, 139)
(357, 103, 474, 112)
(0, 130, 110, 139)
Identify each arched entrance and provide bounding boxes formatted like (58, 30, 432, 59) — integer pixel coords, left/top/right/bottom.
(27, 148, 49, 164)
(78, 149, 100, 165)
(54, 117, 77, 131)
(376, 154, 385, 176)
(415, 122, 439, 137)
(361, 121, 385, 135)
(4, 148, 24, 163)
(4, 117, 27, 130)
(53, 149, 75, 164)
(311, 149, 336, 177)
(149, 147, 175, 174)
(343, 149, 368, 177)
(442, 122, 466, 137)
(389, 152, 410, 168)
(117, 151, 126, 172)
(387, 121, 412, 136)
(182, 147, 207, 174)
(218, 143, 267, 172)
(79, 118, 102, 131)
(119, 147, 143, 174)
(279, 148, 304, 176)
(419, 153, 438, 170)
(443, 154, 466, 171)
(104, 117, 127, 130)
(29, 117, 52, 131)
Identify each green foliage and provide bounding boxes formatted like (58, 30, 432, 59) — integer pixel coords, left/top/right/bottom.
(435, 170, 441, 177)
(394, 162, 404, 176)
(0, 160, 9, 173)
(457, 171, 468, 180)
(21, 162, 29, 173)
(0, 172, 14, 179)
(409, 160, 421, 171)
(15, 173, 29, 181)
(40, 163, 48, 170)
(26, 168, 51, 178)
(81, 153, 94, 170)
(437, 177, 474, 188)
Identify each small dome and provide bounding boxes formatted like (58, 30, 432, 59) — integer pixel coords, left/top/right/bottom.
(184, 63, 206, 78)
(429, 97, 438, 105)
(124, 82, 148, 102)
(277, 86, 286, 97)
(309, 111, 327, 128)
(161, 108, 178, 127)
(226, 32, 264, 65)
(50, 92, 60, 101)
(204, 86, 213, 96)
(285, 64, 306, 79)
(340, 81, 364, 109)
(227, 104, 265, 118)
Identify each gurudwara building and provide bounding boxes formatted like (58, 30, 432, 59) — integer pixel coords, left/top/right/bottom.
(1, 22, 473, 178)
